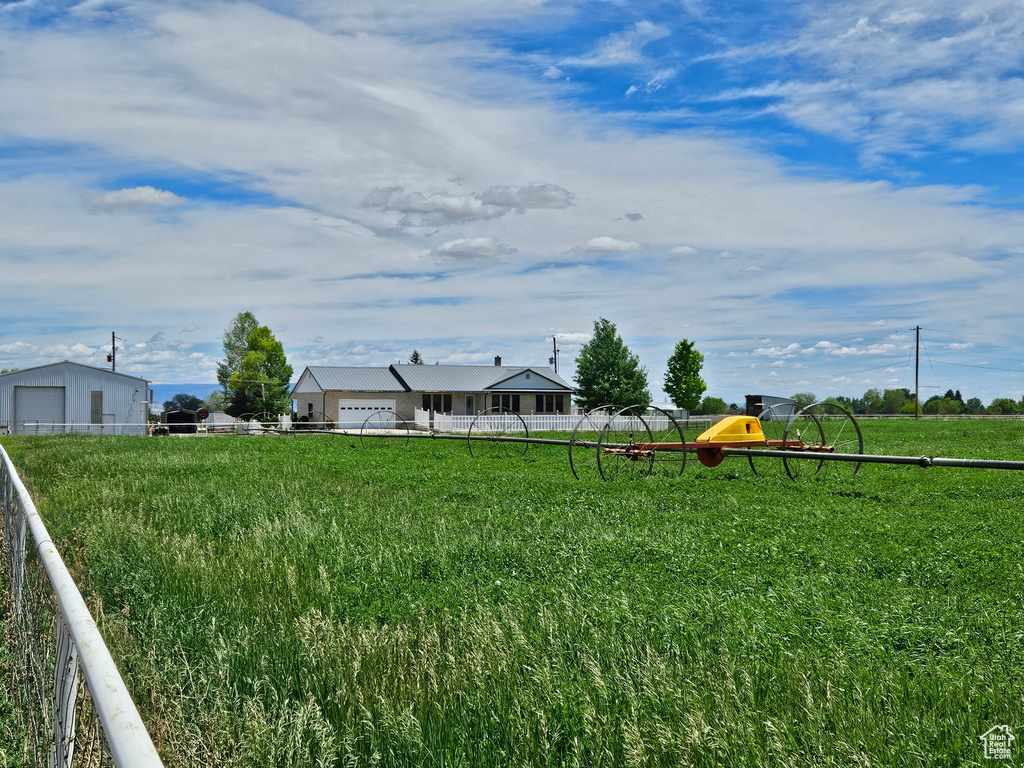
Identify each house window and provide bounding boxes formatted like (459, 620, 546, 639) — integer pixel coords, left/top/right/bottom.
(493, 394, 520, 412)
(534, 394, 566, 413)
(424, 394, 452, 413)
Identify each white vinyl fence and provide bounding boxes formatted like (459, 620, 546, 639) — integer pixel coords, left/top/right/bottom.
(415, 408, 713, 434)
(0, 443, 164, 768)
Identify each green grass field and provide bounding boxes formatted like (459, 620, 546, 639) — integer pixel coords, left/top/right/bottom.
(2, 419, 1023, 766)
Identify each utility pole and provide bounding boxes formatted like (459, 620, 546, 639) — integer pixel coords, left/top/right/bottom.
(914, 325, 921, 419)
(549, 336, 559, 374)
(107, 332, 121, 372)
(106, 332, 125, 372)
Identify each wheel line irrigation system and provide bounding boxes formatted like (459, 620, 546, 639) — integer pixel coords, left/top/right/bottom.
(303, 402, 1024, 480)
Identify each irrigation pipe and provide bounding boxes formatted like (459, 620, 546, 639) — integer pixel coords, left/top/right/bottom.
(304, 429, 1024, 471)
(717, 447, 1024, 470)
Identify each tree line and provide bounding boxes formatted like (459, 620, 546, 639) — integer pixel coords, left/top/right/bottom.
(796, 388, 1024, 416)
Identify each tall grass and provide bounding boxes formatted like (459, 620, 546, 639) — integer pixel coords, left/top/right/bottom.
(2, 419, 1023, 766)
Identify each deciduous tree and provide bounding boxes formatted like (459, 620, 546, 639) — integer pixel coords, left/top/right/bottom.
(663, 339, 706, 413)
(988, 397, 1019, 414)
(697, 396, 727, 415)
(573, 318, 650, 411)
(217, 312, 258, 391)
(162, 393, 204, 412)
(217, 314, 294, 417)
(791, 392, 817, 409)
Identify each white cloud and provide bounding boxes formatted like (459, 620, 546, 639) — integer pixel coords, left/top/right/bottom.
(88, 186, 186, 212)
(558, 20, 670, 69)
(571, 237, 645, 254)
(429, 236, 516, 262)
(754, 343, 803, 358)
(626, 68, 677, 97)
(364, 182, 574, 228)
(711, 2, 1024, 160)
(478, 182, 575, 210)
(666, 245, 699, 259)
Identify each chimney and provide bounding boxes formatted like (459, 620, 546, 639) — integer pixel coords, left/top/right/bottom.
(494, 355, 502, 366)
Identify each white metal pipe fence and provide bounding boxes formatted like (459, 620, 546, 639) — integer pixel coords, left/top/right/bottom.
(0, 443, 164, 768)
(3, 422, 148, 436)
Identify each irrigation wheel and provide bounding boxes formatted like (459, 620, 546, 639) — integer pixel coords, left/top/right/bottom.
(782, 401, 864, 480)
(645, 406, 686, 479)
(360, 410, 410, 450)
(597, 406, 654, 481)
(468, 408, 529, 459)
(568, 405, 614, 480)
(748, 402, 796, 478)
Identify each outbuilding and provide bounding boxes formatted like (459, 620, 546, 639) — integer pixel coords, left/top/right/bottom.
(745, 394, 796, 420)
(0, 361, 150, 435)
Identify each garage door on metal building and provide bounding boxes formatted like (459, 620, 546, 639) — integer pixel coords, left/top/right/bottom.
(14, 386, 66, 434)
(336, 400, 396, 429)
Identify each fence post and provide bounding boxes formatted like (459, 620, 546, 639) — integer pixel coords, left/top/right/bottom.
(52, 617, 80, 768)
(2, 459, 26, 614)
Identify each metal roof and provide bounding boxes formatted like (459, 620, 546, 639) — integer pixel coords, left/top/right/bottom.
(292, 364, 573, 394)
(0, 360, 149, 384)
(392, 364, 572, 392)
(304, 366, 407, 392)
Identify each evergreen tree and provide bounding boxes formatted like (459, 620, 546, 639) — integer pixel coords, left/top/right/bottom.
(409, 350, 424, 364)
(573, 318, 651, 411)
(663, 339, 706, 412)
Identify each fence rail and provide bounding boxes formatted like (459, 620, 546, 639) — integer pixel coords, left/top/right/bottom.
(3, 422, 148, 436)
(1, 443, 164, 767)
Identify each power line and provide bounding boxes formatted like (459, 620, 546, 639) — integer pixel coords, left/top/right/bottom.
(923, 326, 1024, 341)
(926, 359, 1024, 373)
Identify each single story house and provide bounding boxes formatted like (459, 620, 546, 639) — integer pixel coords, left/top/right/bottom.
(0, 361, 150, 435)
(291, 358, 573, 428)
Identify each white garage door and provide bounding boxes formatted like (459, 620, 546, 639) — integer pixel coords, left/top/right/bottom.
(14, 386, 66, 434)
(336, 399, 396, 429)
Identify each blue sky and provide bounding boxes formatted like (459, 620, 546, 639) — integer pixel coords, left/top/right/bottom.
(2, 0, 1024, 406)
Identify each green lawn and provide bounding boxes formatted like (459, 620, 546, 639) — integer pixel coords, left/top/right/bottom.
(2, 419, 1023, 766)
